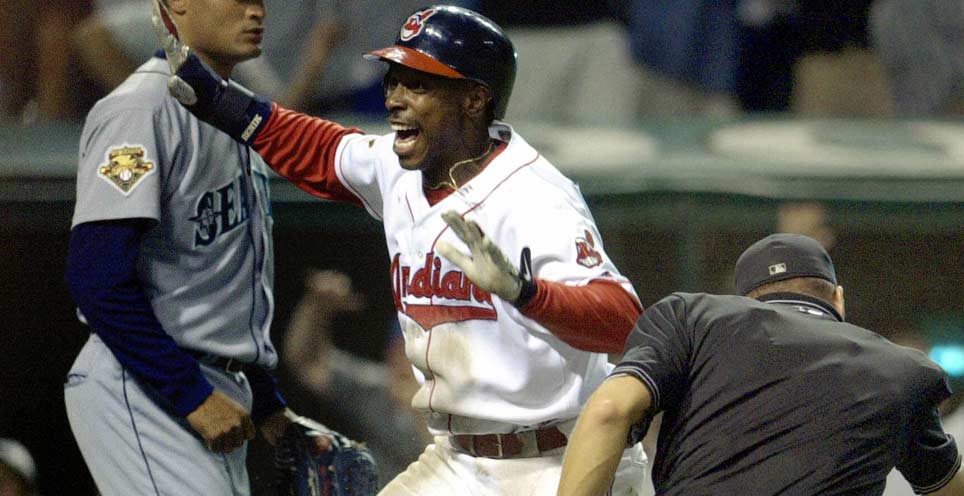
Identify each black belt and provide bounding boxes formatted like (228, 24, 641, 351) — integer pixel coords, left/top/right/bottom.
(184, 349, 245, 374)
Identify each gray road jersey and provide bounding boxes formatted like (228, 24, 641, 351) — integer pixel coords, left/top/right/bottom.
(72, 57, 277, 368)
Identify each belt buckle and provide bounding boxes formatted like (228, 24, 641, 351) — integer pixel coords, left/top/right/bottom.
(495, 434, 504, 459)
(519, 430, 540, 457)
(465, 436, 477, 457)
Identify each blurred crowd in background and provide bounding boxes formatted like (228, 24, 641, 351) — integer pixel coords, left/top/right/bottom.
(0, 0, 961, 124)
(0, 1, 962, 495)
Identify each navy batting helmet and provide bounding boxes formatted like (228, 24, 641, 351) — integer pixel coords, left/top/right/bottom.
(365, 5, 517, 119)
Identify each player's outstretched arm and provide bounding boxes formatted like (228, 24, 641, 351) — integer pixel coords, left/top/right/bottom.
(151, 0, 271, 144)
(557, 375, 652, 496)
(152, 0, 362, 203)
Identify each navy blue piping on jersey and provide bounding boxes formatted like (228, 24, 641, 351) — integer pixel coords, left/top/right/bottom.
(240, 145, 263, 365)
(123, 369, 161, 496)
(66, 219, 214, 417)
(239, 145, 288, 425)
(220, 452, 241, 496)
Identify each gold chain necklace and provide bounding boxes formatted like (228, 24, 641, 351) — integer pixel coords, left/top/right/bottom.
(425, 140, 496, 191)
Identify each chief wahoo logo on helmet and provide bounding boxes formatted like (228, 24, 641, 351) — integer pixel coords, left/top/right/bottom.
(365, 5, 517, 119)
(400, 8, 437, 41)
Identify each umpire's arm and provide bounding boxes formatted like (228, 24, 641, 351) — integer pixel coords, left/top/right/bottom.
(558, 375, 652, 496)
(931, 467, 964, 496)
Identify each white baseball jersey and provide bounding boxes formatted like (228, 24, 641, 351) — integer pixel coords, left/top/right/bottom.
(72, 56, 277, 366)
(330, 122, 637, 435)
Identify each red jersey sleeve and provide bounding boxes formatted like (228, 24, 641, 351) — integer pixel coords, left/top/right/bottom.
(519, 279, 643, 353)
(252, 103, 364, 205)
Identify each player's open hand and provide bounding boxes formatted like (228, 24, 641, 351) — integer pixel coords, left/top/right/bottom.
(151, 1, 186, 72)
(151, 0, 203, 105)
(436, 210, 523, 302)
(187, 391, 256, 453)
(152, 0, 232, 112)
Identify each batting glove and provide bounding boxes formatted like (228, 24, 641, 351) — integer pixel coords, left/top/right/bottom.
(436, 210, 537, 306)
(151, 0, 272, 145)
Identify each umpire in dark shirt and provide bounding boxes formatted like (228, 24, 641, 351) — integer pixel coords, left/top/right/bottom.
(558, 233, 963, 496)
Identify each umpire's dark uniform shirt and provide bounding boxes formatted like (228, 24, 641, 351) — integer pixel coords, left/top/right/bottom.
(614, 292, 961, 495)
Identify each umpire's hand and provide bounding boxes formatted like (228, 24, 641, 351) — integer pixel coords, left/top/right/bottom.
(187, 391, 256, 453)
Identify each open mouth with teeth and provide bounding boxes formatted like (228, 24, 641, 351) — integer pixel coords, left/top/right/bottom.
(392, 124, 422, 159)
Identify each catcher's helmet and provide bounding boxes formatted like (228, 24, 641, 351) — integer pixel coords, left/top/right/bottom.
(366, 5, 517, 119)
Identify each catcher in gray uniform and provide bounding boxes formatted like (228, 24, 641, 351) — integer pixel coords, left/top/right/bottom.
(64, 1, 374, 495)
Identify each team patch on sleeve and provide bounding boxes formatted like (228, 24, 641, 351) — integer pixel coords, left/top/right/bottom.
(97, 145, 155, 195)
(575, 229, 603, 268)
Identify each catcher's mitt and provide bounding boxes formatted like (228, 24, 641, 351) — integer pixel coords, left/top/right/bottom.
(274, 412, 378, 496)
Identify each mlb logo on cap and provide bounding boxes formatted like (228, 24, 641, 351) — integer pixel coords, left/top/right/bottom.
(734, 233, 837, 296)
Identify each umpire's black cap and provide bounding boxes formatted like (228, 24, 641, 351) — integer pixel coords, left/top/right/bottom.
(735, 233, 837, 296)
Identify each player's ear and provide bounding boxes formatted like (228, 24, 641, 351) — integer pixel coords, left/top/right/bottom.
(166, 0, 188, 15)
(832, 285, 845, 320)
(461, 83, 491, 120)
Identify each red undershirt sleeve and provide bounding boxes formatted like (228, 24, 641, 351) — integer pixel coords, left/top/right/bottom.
(252, 103, 364, 205)
(518, 279, 643, 353)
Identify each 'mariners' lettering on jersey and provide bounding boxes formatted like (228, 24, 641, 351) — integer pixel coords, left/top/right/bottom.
(391, 252, 497, 329)
(191, 174, 250, 247)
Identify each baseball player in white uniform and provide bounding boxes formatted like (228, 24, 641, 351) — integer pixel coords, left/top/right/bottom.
(153, 3, 648, 494)
(64, 1, 304, 494)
